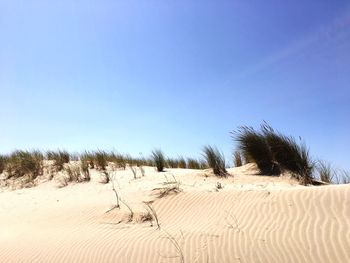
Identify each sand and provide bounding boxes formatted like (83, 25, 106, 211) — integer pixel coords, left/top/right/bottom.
(0, 164, 349, 262)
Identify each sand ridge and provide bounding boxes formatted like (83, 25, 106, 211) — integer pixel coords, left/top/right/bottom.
(0, 165, 349, 262)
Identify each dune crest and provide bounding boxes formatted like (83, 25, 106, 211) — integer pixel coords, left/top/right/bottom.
(0, 165, 349, 262)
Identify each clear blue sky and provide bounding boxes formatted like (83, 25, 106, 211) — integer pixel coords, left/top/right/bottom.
(1, 0, 349, 169)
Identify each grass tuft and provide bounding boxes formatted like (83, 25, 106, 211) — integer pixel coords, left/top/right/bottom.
(202, 145, 228, 177)
(233, 123, 315, 184)
(261, 123, 314, 184)
(187, 158, 201, 169)
(233, 126, 278, 175)
(94, 150, 108, 170)
(5, 150, 44, 179)
(152, 149, 166, 172)
(46, 150, 70, 171)
(316, 160, 333, 183)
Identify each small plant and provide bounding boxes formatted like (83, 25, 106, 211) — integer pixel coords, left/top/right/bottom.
(202, 145, 228, 177)
(139, 211, 153, 224)
(339, 169, 350, 184)
(152, 149, 166, 172)
(261, 124, 314, 184)
(47, 150, 70, 171)
(166, 158, 178, 168)
(316, 161, 333, 183)
(233, 126, 277, 175)
(233, 151, 242, 167)
(100, 171, 110, 184)
(6, 150, 44, 179)
(233, 123, 315, 184)
(80, 151, 95, 169)
(94, 150, 108, 170)
(152, 174, 182, 198)
(178, 157, 187, 168)
(199, 159, 209, 169)
(80, 160, 90, 181)
(215, 182, 223, 190)
(144, 201, 160, 229)
(187, 158, 200, 169)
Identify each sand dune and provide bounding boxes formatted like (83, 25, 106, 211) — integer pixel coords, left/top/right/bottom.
(0, 165, 349, 262)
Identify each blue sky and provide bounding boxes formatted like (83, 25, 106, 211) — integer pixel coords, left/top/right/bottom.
(1, 0, 349, 169)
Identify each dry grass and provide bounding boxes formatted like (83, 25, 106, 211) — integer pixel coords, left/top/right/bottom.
(5, 150, 44, 180)
(144, 201, 160, 229)
(46, 150, 70, 171)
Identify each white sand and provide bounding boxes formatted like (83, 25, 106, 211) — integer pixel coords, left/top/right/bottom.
(0, 164, 349, 262)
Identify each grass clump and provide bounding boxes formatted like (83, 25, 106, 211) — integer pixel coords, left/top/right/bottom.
(261, 124, 314, 184)
(94, 150, 108, 170)
(316, 161, 333, 183)
(80, 151, 95, 169)
(233, 126, 278, 175)
(152, 149, 166, 172)
(202, 145, 228, 177)
(178, 157, 187, 168)
(233, 123, 315, 185)
(46, 150, 70, 171)
(187, 158, 201, 169)
(5, 150, 44, 179)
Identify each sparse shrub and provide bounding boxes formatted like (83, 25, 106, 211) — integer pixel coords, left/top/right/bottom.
(47, 150, 70, 171)
(187, 158, 201, 169)
(202, 145, 228, 177)
(233, 126, 278, 175)
(152, 149, 165, 172)
(6, 150, 44, 179)
(233, 151, 242, 167)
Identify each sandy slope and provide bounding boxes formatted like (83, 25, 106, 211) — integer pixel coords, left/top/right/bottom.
(0, 164, 349, 263)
